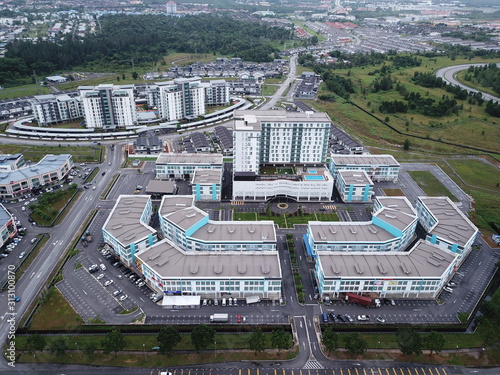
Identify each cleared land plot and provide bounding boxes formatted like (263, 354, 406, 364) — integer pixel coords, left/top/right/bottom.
(447, 158, 500, 191)
(0, 144, 102, 163)
(407, 171, 458, 201)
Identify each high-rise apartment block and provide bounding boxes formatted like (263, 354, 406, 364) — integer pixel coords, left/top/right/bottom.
(79, 84, 137, 129)
(146, 78, 205, 122)
(30, 94, 83, 126)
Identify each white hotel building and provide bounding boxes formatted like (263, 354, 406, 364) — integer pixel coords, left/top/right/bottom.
(79, 84, 137, 129)
(232, 110, 334, 201)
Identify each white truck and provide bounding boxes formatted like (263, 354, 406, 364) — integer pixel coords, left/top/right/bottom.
(210, 313, 229, 323)
(246, 295, 261, 305)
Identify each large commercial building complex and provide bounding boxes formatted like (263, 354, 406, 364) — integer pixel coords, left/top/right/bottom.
(0, 154, 73, 198)
(103, 195, 281, 300)
(0, 204, 17, 248)
(155, 153, 223, 180)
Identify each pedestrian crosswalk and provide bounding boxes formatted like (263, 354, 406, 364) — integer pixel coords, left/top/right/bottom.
(322, 205, 337, 210)
(303, 360, 324, 370)
(232, 201, 244, 205)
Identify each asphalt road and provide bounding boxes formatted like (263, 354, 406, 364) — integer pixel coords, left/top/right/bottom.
(435, 63, 500, 103)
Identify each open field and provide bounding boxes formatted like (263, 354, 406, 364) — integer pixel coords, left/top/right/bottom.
(28, 287, 83, 330)
(311, 55, 500, 155)
(0, 84, 52, 100)
(0, 144, 103, 163)
(446, 158, 500, 191)
(407, 171, 458, 201)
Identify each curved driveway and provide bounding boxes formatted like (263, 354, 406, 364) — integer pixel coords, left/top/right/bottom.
(435, 63, 500, 103)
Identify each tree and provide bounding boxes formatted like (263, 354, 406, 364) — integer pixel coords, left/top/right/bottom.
(157, 326, 181, 355)
(50, 338, 67, 356)
(83, 342, 96, 356)
(343, 332, 367, 356)
(132, 71, 138, 80)
(270, 329, 289, 351)
(424, 331, 445, 356)
(101, 330, 126, 356)
(190, 324, 215, 353)
(26, 333, 46, 355)
(403, 139, 411, 150)
(396, 328, 422, 356)
(322, 328, 340, 355)
(249, 328, 266, 354)
(480, 318, 500, 346)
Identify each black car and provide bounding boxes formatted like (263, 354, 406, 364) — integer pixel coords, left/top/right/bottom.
(337, 314, 346, 322)
(102, 171, 106, 176)
(329, 312, 339, 323)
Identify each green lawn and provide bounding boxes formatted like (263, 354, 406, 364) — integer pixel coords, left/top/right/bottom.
(407, 171, 458, 201)
(262, 84, 279, 96)
(447, 158, 500, 191)
(28, 287, 84, 331)
(0, 84, 52, 100)
(30, 186, 79, 226)
(0, 144, 102, 163)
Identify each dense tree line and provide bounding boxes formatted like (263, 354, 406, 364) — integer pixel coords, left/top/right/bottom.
(465, 63, 500, 96)
(485, 100, 500, 117)
(3, 14, 293, 85)
(379, 100, 408, 113)
(404, 92, 461, 116)
(390, 55, 421, 69)
(442, 30, 493, 42)
(321, 71, 355, 99)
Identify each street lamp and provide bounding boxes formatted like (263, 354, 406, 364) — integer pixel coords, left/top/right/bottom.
(214, 341, 217, 358)
(75, 342, 82, 359)
(143, 343, 146, 361)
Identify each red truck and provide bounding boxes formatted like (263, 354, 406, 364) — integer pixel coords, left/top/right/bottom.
(345, 293, 381, 308)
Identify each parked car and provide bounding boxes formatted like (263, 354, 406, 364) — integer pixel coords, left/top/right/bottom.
(443, 287, 453, 293)
(376, 316, 386, 323)
(100, 264, 107, 271)
(113, 290, 122, 296)
(344, 314, 354, 322)
(104, 280, 113, 287)
(236, 314, 243, 323)
(18, 252, 25, 259)
(357, 315, 370, 321)
(119, 294, 128, 301)
(96, 273, 105, 280)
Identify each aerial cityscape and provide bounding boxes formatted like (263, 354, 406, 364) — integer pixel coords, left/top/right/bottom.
(0, 0, 499, 374)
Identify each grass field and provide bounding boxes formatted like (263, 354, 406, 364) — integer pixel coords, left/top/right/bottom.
(28, 287, 83, 330)
(446, 158, 500, 191)
(262, 84, 279, 96)
(233, 211, 339, 227)
(382, 188, 405, 196)
(311, 54, 500, 156)
(0, 144, 102, 163)
(0, 84, 52, 100)
(407, 171, 458, 201)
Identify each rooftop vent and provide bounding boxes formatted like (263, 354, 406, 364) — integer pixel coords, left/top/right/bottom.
(427, 257, 441, 267)
(262, 232, 268, 240)
(354, 263, 364, 274)
(436, 201, 447, 206)
(186, 212, 196, 218)
(213, 264, 223, 274)
(378, 263, 387, 274)
(148, 253, 160, 261)
(448, 234, 461, 242)
(368, 226, 378, 234)
(207, 225, 215, 233)
(175, 203, 187, 207)
(228, 226, 235, 234)
(329, 227, 337, 234)
(349, 227, 357, 235)
(387, 204, 398, 208)
(124, 233, 136, 241)
(331, 263, 341, 274)
(456, 224, 468, 231)
(190, 264, 199, 274)
(432, 252, 445, 261)
(401, 263, 411, 274)
(318, 230, 327, 240)
(384, 213, 397, 219)
(261, 264, 270, 274)
(156, 259, 168, 267)
(112, 224, 123, 230)
(444, 210, 456, 216)
(248, 226, 255, 234)
(237, 264, 246, 274)
(124, 200, 135, 205)
(119, 210, 130, 215)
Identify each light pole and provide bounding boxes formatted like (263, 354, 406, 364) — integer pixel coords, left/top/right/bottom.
(143, 343, 146, 361)
(214, 341, 217, 358)
(376, 341, 380, 359)
(75, 342, 82, 359)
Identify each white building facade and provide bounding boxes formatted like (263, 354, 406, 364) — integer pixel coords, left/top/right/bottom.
(79, 84, 137, 129)
(155, 153, 223, 180)
(329, 155, 400, 182)
(31, 94, 83, 126)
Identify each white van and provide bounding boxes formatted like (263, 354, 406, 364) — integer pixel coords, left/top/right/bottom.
(222, 298, 226, 306)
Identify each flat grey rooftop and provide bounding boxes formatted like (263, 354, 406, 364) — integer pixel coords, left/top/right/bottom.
(136, 239, 281, 279)
(318, 240, 455, 278)
(0, 204, 12, 226)
(103, 195, 155, 246)
(156, 153, 223, 165)
(375, 196, 416, 216)
(0, 154, 71, 185)
(330, 154, 399, 166)
(338, 170, 373, 185)
(146, 180, 176, 194)
(309, 221, 394, 243)
(233, 109, 331, 131)
(191, 169, 222, 184)
(419, 197, 477, 246)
